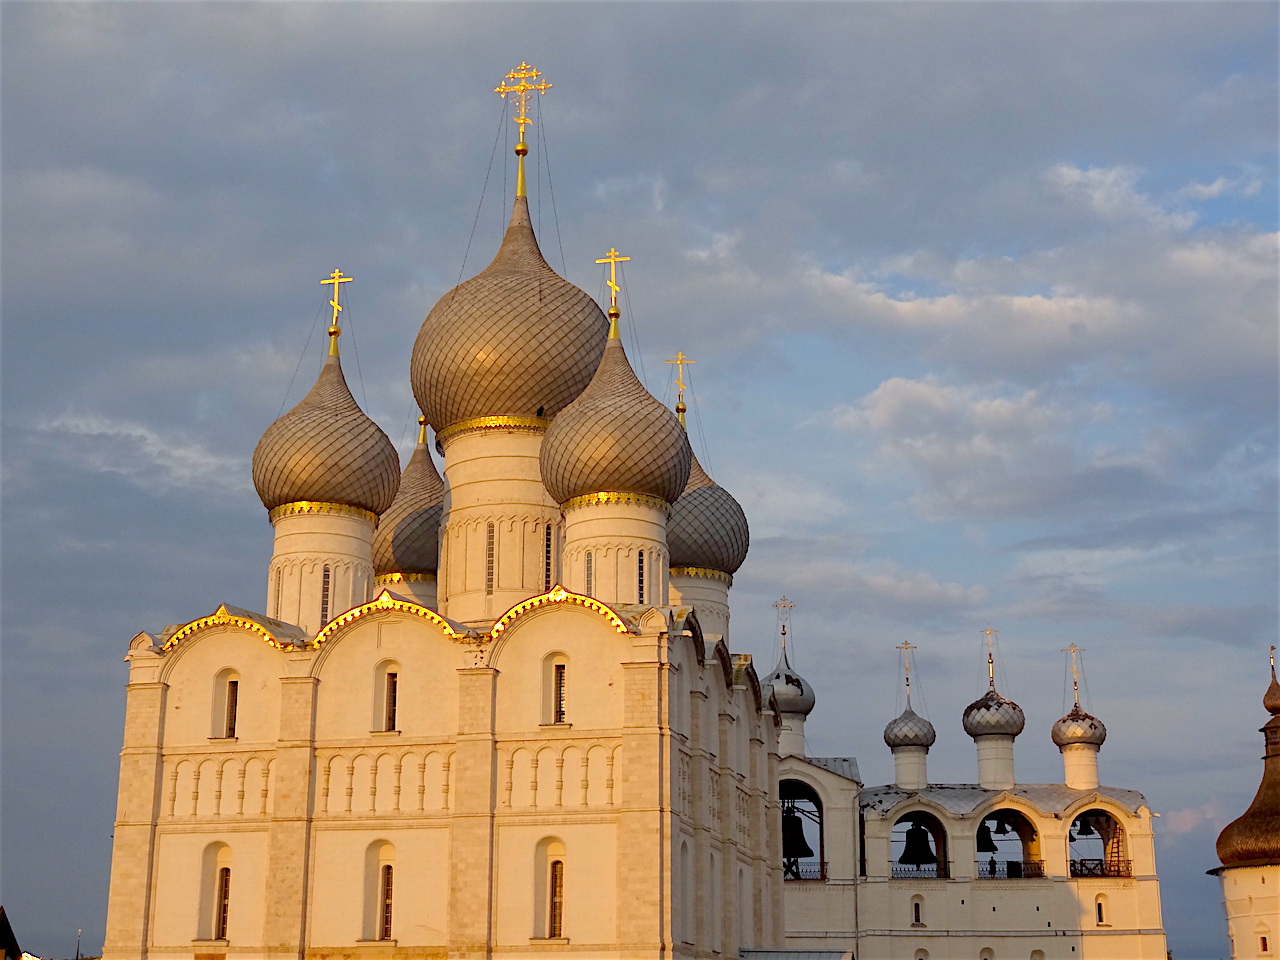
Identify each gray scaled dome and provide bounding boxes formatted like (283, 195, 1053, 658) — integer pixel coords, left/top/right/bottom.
(667, 453, 750, 574)
(962, 687, 1026, 738)
(540, 337, 692, 505)
(1051, 703, 1107, 747)
(410, 197, 608, 434)
(252, 351, 399, 514)
(765, 646, 816, 716)
(884, 705, 937, 749)
(372, 422, 446, 576)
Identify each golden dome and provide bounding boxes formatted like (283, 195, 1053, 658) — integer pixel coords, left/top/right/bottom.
(1216, 665, 1280, 868)
(540, 337, 691, 505)
(667, 453, 750, 574)
(372, 423, 445, 576)
(252, 353, 399, 515)
(410, 196, 608, 434)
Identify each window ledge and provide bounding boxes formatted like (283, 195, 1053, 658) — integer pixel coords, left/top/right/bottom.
(530, 937, 569, 944)
(369, 730, 401, 736)
(911, 922, 926, 928)
(539, 723, 573, 729)
(356, 939, 398, 944)
(191, 939, 229, 946)
(207, 737, 238, 742)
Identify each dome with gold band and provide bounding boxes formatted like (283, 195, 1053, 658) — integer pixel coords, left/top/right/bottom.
(410, 196, 608, 435)
(372, 419, 445, 576)
(540, 336, 691, 505)
(667, 452, 750, 574)
(252, 349, 399, 515)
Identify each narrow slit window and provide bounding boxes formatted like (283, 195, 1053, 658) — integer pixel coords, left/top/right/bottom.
(1096, 899, 1105, 924)
(544, 523, 554, 592)
(548, 859, 565, 938)
(485, 523, 496, 596)
(913, 902, 921, 924)
(320, 565, 332, 626)
(585, 552, 594, 597)
(384, 672, 399, 731)
(273, 567, 282, 615)
(553, 664, 567, 724)
(637, 550, 646, 603)
(215, 866, 231, 940)
(379, 864, 394, 940)
(224, 679, 239, 738)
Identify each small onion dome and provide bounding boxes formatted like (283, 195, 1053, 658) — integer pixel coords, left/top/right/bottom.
(410, 196, 608, 434)
(372, 422, 445, 576)
(1216, 665, 1280, 868)
(962, 687, 1026, 738)
(1051, 703, 1107, 748)
(667, 453, 750, 574)
(765, 646, 816, 717)
(540, 337, 691, 505)
(252, 352, 399, 514)
(884, 705, 937, 749)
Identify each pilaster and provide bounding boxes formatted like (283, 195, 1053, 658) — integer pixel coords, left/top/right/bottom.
(448, 666, 499, 959)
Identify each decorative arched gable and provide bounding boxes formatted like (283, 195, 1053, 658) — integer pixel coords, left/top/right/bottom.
(310, 590, 473, 649)
(491, 584, 630, 639)
(162, 604, 296, 652)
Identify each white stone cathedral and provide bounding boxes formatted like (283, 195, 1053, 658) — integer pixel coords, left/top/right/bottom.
(103, 66, 1168, 960)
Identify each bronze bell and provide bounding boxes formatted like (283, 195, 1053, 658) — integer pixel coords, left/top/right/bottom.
(976, 821, 999, 853)
(782, 810, 814, 860)
(993, 818, 1011, 835)
(1076, 816, 1096, 837)
(898, 823, 937, 865)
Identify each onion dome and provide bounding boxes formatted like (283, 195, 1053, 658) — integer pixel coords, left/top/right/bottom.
(372, 418, 445, 576)
(766, 644, 816, 717)
(1052, 702, 1107, 748)
(410, 196, 608, 434)
(667, 453, 750, 574)
(252, 346, 399, 515)
(540, 336, 692, 505)
(1216, 660, 1280, 869)
(884, 705, 937, 749)
(963, 686, 1026, 738)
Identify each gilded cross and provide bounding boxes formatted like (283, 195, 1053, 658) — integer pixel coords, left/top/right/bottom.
(494, 62, 552, 141)
(1061, 643, 1084, 705)
(896, 641, 917, 703)
(320, 269, 354, 355)
(982, 626, 998, 686)
(595, 247, 630, 309)
(665, 351, 695, 394)
(774, 596, 795, 647)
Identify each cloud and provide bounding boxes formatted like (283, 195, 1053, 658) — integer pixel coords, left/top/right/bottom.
(1045, 162, 1196, 230)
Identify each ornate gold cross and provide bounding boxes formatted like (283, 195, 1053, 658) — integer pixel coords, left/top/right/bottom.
(495, 62, 552, 141)
(595, 247, 630, 309)
(665, 351, 695, 394)
(320, 269, 353, 354)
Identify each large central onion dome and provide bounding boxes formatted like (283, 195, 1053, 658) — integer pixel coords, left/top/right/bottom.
(372, 418, 446, 577)
(668, 453, 750, 574)
(1051, 703, 1107, 747)
(884, 705, 937, 749)
(540, 337, 692, 505)
(252, 349, 399, 515)
(963, 686, 1026, 738)
(410, 197, 608, 434)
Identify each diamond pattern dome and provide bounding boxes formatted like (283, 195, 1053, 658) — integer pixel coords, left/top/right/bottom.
(668, 454, 750, 574)
(962, 687, 1026, 738)
(540, 338, 691, 505)
(372, 433, 445, 576)
(765, 646, 815, 716)
(884, 705, 937, 748)
(410, 197, 608, 433)
(1051, 703, 1107, 747)
(252, 354, 399, 514)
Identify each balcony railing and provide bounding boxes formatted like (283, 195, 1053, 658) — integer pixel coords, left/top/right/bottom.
(975, 859, 1045, 879)
(1071, 858, 1133, 878)
(783, 861, 827, 881)
(891, 862, 950, 879)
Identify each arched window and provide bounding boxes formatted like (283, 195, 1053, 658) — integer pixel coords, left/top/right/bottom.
(1031, 952, 1046, 960)
(1095, 894, 1108, 926)
(585, 551, 594, 597)
(273, 567, 282, 616)
(1069, 809, 1130, 877)
(320, 564, 332, 626)
(911, 894, 924, 926)
(544, 523, 554, 592)
(212, 669, 240, 739)
(679, 841, 691, 944)
(485, 523, 496, 596)
(709, 851, 721, 953)
(364, 841, 395, 941)
(637, 550, 646, 603)
(914, 951, 930, 960)
(891, 811, 949, 879)
(534, 838, 567, 939)
(1262, 936, 1270, 953)
(199, 842, 232, 941)
(975, 808, 1042, 878)
(979, 950, 995, 960)
(543, 653, 569, 725)
(373, 661, 401, 732)
(780, 779, 825, 880)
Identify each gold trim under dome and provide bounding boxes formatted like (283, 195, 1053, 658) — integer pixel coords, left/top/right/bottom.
(375, 572, 435, 585)
(669, 565, 733, 586)
(562, 491, 672, 513)
(269, 501, 380, 525)
(434, 415, 550, 447)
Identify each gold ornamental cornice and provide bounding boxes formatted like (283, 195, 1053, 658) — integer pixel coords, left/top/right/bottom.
(374, 572, 435, 585)
(562, 491, 671, 514)
(669, 565, 733, 586)
(310, 590, 474, 649)
(491, 584, 629, 638)
(434, 415, 550, 448)
(269, 501, 379, 525)
(162, 605, 293, 652)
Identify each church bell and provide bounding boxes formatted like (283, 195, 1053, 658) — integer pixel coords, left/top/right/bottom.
(781, 810, 814, 860)
(898, 823, 937, 865)
(1076, 816, 1096, 837)
(976, 821, 999, 853)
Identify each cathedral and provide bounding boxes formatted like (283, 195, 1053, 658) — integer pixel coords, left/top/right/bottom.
(102, 65, 1168, 960)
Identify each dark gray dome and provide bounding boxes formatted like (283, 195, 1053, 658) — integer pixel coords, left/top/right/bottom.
(668, 454, 750, 574)
(962, 687, 1025, 738)
(884, 705, 937, 749)
(372, 425, 445, 576)
(765, 646, 815, 716)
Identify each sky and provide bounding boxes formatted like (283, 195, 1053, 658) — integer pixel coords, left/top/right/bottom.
(1, 3, 1276, 957)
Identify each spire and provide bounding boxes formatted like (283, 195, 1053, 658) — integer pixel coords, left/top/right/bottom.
(766, 597, 815, 718)
(885, 641, 936, 752)
(1216, 647, 1280, 868)
(666, 351, 696, 427)
(1052, 643, 1106, 750)
(595, 246, 630, 339)
(963, 626, 1025, 739)
(320, 268, 353, 356)
(495, 61, 552, 199)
